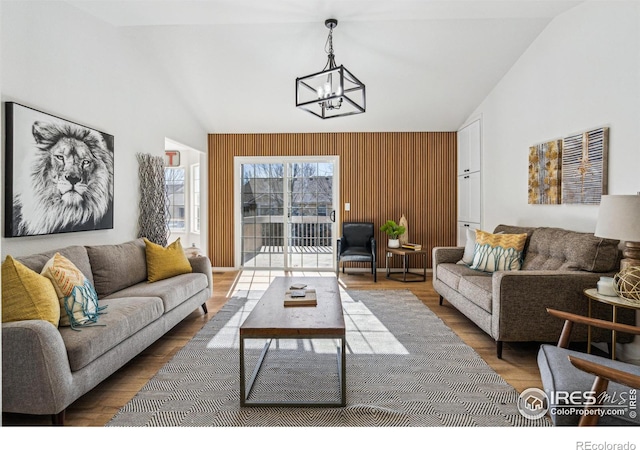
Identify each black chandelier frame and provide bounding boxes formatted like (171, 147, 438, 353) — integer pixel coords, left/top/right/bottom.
(295, 19, 366, 119)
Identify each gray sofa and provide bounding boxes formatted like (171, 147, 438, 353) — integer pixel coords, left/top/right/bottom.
(432, 225, 635, 358)
(2, 238, 212, 425)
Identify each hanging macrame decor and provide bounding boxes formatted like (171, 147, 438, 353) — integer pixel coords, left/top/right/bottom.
(136, 153, 170, 246)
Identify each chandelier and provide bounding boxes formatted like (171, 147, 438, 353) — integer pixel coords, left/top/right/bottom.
(295, 19, 366, 119)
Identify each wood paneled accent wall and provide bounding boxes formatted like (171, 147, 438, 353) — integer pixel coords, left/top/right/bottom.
(208, 132, 457, 269)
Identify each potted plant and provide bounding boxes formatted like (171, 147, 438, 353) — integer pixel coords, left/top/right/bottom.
(380, 220, 406, 248)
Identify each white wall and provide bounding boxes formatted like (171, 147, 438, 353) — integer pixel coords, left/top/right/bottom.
(1, 1, 208, 258)
(468, 1, 640, 233)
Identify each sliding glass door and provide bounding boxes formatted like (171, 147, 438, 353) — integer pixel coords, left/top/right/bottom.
(235, 156, 338, 270)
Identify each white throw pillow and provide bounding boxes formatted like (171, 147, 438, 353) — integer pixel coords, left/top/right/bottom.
(458, 228, 477, 265)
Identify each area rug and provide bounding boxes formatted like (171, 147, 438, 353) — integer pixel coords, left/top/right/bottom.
(107, 289, 550, 427)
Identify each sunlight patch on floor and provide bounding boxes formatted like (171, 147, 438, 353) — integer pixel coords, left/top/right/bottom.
(209, 270, 408, 355)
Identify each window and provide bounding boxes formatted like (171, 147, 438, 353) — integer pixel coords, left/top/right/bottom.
(165, 167, 186, 231)
(191, 164, 200, 233)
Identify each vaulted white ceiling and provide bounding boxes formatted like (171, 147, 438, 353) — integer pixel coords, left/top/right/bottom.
(66, 0, 583, 133)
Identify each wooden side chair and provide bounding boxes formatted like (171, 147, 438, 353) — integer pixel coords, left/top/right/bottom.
(538, 308, 640, 426)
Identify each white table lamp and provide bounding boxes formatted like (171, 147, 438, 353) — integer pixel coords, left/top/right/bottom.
(595, 194, 640, 270)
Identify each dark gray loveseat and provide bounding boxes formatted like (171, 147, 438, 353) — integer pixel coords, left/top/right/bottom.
(432, 225, 635, 358)
(2, 238, 212, 425)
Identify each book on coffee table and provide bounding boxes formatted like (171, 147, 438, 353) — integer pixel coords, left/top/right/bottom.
(284, 289, 317, 307)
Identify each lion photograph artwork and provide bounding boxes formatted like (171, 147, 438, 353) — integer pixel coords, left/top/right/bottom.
(4, 102, 114, 237)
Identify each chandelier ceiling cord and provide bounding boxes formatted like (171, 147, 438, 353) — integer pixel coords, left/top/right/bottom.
(295, 19, 366, 119)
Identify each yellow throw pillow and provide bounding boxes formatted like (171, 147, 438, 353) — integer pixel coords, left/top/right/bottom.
(41, 253, 104, 330)
(470, 230, 528, 273)
(144, 237, 193, 283)
(1, 256, 60, 327)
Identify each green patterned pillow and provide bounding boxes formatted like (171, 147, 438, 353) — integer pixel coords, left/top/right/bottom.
(470, 230, 528, 273)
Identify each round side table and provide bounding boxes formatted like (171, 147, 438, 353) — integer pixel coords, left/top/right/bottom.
(583, 288, 640, 360)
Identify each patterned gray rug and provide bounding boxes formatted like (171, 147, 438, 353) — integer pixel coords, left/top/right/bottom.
(107, 289, 550, 427)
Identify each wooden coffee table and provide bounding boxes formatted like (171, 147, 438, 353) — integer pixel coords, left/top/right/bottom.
(239, 276, 346, 407)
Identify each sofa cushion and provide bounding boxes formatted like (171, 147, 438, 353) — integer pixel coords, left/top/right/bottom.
(144, 238, 193, 283)
(1, 256, 60, 327)
(86, 239, 147, 298)
(537, 344, 640, 426)
(436, 263, 489, 291)
(470, 230, 527, 273)
(458, 276, 493, 313)
(60, 296, 164, 371)
(41, 253, 104, 330)
(16, 245, 94, 286)
(523, 227, 619, 272)
(104, 273, 207, 313)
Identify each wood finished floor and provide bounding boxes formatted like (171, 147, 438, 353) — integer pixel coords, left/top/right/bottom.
(2, 270, 543, 427)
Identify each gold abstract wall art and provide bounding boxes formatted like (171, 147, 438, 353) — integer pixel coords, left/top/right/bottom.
(561, 127, 609, 205)
(528, 139, 562, 204)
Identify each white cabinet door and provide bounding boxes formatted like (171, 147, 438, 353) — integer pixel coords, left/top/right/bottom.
(457, 118, 482, 231)
(457, 119, 481, 175)
(458, 172, 481, 224)
(457, 126, 469, 176)
(468, 171, 481, 223)
(467, 119, 481, 173)
(458, 175, 470, 222)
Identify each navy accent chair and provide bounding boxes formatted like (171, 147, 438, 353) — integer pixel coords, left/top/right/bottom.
(336, 222, 376, 282)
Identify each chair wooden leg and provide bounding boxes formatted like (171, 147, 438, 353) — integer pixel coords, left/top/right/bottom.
(439, 295, 443, 306)
(496, 341, 503, 359)
(201, 303, 208, 314)
(579, 376, 610, 426)
(52, 410, 65, 426)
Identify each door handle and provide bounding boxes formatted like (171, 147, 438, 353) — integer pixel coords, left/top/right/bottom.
(330, 210, 336, 222)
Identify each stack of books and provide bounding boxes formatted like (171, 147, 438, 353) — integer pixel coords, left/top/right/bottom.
(284, 284, 317, 307)
(402, 243, 422, 251)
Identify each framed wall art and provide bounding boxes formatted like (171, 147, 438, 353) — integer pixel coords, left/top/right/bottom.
(561, 127, 608, 205)
(528, 139, 562, 204)
(4, 102, 114, 237)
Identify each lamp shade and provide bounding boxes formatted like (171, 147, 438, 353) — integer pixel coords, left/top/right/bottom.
(594, 195, 640, 242)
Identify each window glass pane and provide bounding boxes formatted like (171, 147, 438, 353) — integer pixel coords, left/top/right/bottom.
(191, 164, 200, 233)
(165, 167, 185, 231)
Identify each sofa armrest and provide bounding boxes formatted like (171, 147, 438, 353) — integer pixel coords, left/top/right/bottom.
(432, 247, 464, 281)
(432, 247, 464, 265)
(188, 255, 213, 290)
(2, 320, 73, 415)
(491, 270, 625, 341)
